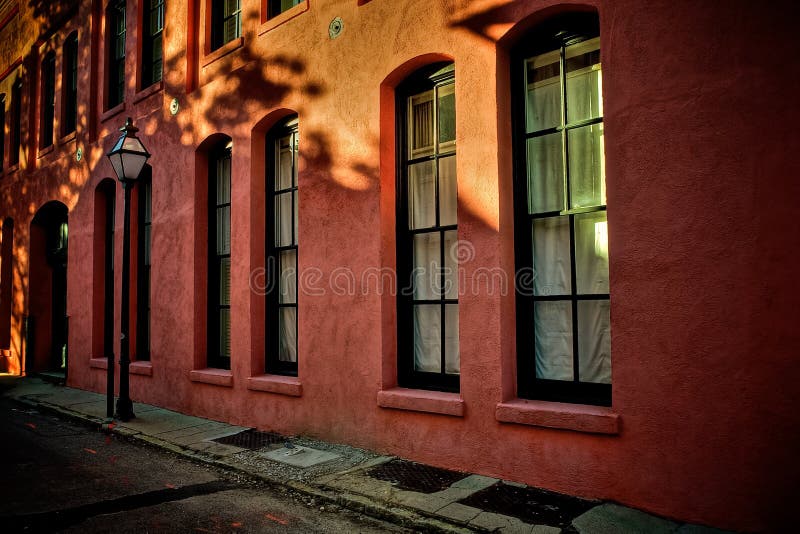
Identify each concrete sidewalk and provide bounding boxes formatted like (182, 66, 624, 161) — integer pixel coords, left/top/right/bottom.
(2, 376, 732, 534)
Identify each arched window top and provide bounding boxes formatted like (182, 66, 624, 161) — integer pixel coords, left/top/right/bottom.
(198, 133, 233, 154)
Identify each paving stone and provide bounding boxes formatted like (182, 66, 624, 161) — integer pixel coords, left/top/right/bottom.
(262, 446, 341, 468)
(471, 511, 524, 531)
(436, 502, 482, 524)
(432, 486, 480, 503)
(530, 526, 561, 534)
(155, 421, 226, 440)
(328, 474, 398, 500)
(572, 503, 678, 534)
(67, 400, 109, 418)
(394, 491, 450, 513)
(186, 441, 245, 456)
(451, 474, 499, 491)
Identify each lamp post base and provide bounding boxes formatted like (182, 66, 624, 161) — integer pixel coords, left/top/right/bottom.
(115, 397, 135, 421)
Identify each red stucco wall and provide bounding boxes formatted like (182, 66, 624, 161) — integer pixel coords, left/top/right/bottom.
(1, 1, 798, 531)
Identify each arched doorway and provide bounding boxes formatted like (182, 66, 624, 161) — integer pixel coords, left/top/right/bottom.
(27, 202, 69, 376)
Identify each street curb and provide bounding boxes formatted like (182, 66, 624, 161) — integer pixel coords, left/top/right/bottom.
(12, 395, 478, 534)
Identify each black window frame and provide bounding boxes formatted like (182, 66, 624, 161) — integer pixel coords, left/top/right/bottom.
(210, 0, 241, 52)
(62, 32, 79, 136)
(136, 167, 152, 361)
(9, 79, 22, 167)
(265, 117, 299, 376)
(267, 0, 301, 19)
(512, 14, 611, 406)
(141, 0, 164, 88)
(208, 144, 232, 370)
(40, 52, 56, 149)
(106, 0, 126, 109)
(396, 63, 460, 393)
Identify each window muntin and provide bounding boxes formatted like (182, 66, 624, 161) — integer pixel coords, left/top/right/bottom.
(136, 174, 152, 360)
(211, 0, 241, 51)
(397, 64, 459, 392)
(107, 0, 126, 108)
(142, 0, 164, 87)
(209, 146, 232, 369)
(267, 0, 302, 19)
(63, 33, 78, 136)
(9, 79, 21, 167)
(40, 52, 56, 149)
(515, 19, 610, 406)
(266, 118, 298, 375)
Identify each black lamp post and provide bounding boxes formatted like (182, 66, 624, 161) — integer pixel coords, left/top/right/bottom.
(106, 117, 150, 421)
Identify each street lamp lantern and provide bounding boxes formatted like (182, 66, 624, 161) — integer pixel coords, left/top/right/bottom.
(106, 117, 150, 422)
(107, 117, 151, 183)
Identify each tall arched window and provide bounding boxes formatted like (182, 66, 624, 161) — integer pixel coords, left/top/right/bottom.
(141, 0, 164, 87)
(9, 78, 22, 167)
(136, 167, 152, 360)
(0, 218, 14, 352)
(396, 63, 459, 392)
(265, 117, 298, 375)
(513, 14, 610, 406)
(208, 141, 232, 369)
(0, 94, 5, 171)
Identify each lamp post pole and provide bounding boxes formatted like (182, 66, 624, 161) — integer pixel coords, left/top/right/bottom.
(116, 180, 134, 421)
(107, 117, 150, 422)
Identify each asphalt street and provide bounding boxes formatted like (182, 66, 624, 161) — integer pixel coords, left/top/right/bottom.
(0, 394, 407, 533)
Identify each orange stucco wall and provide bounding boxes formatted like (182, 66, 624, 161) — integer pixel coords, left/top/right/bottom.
(1, 1, 798, 531)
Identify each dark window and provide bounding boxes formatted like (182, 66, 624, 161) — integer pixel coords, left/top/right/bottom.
(210, 0, 241, 52)
(9, 79, 21, 167)
(40, 52, 56, 149)
(208, 144, 231, 369)
(265, 117, 298, 376)
(0, 94, 5, 171)
(513, 15, 610, 406)
(107, 0, 126, 109)
(136, 170, 152, 360)
(142, 0, 164, 87)
(62, 33, 78, 136)
(267, 0, 301, 19)
(396, 63, 459, 392)
(101, 182, 116, 359)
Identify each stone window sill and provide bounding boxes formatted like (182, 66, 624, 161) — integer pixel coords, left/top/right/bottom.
(496, 399, 620, 435)
(247, 375, 302, 397)
(377, 387, 464, 417)
(101, 101, 126, 123)
(134, 81, 163, 104)
(130, 361, 153, 376)
(89, 357, 108, 370)
(202, 37, 244, 68)
(190, 368, 233, 387)
(58, 130, 77, 145)
(37, 144, 54, 159)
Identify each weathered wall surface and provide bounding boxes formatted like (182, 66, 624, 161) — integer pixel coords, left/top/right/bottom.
(1, 1, 798, 530)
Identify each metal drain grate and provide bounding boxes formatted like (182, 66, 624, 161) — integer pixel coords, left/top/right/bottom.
(458, 482, 594, 528)
(367, 459, 467, 494)
(211, 429, 285, 450)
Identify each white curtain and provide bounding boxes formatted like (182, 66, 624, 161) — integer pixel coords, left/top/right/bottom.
(578, 300, 611, 383)
(534, 301, 573, 381)
(279, 308, 297, 362)
(414, 305, 440, 372)
(532, 217, 570, 296)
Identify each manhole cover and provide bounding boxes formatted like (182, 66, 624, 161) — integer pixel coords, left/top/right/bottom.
(367, 459, 467, 494)
(458, 482, 594, 528)
(211, 429, 285, 450)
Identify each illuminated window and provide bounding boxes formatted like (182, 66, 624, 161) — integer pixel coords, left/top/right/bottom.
(208, 143, 232, 369)
(396, 63, 459, 393)
(265, 117, 299, 375)
(514, 14, 610, 405)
